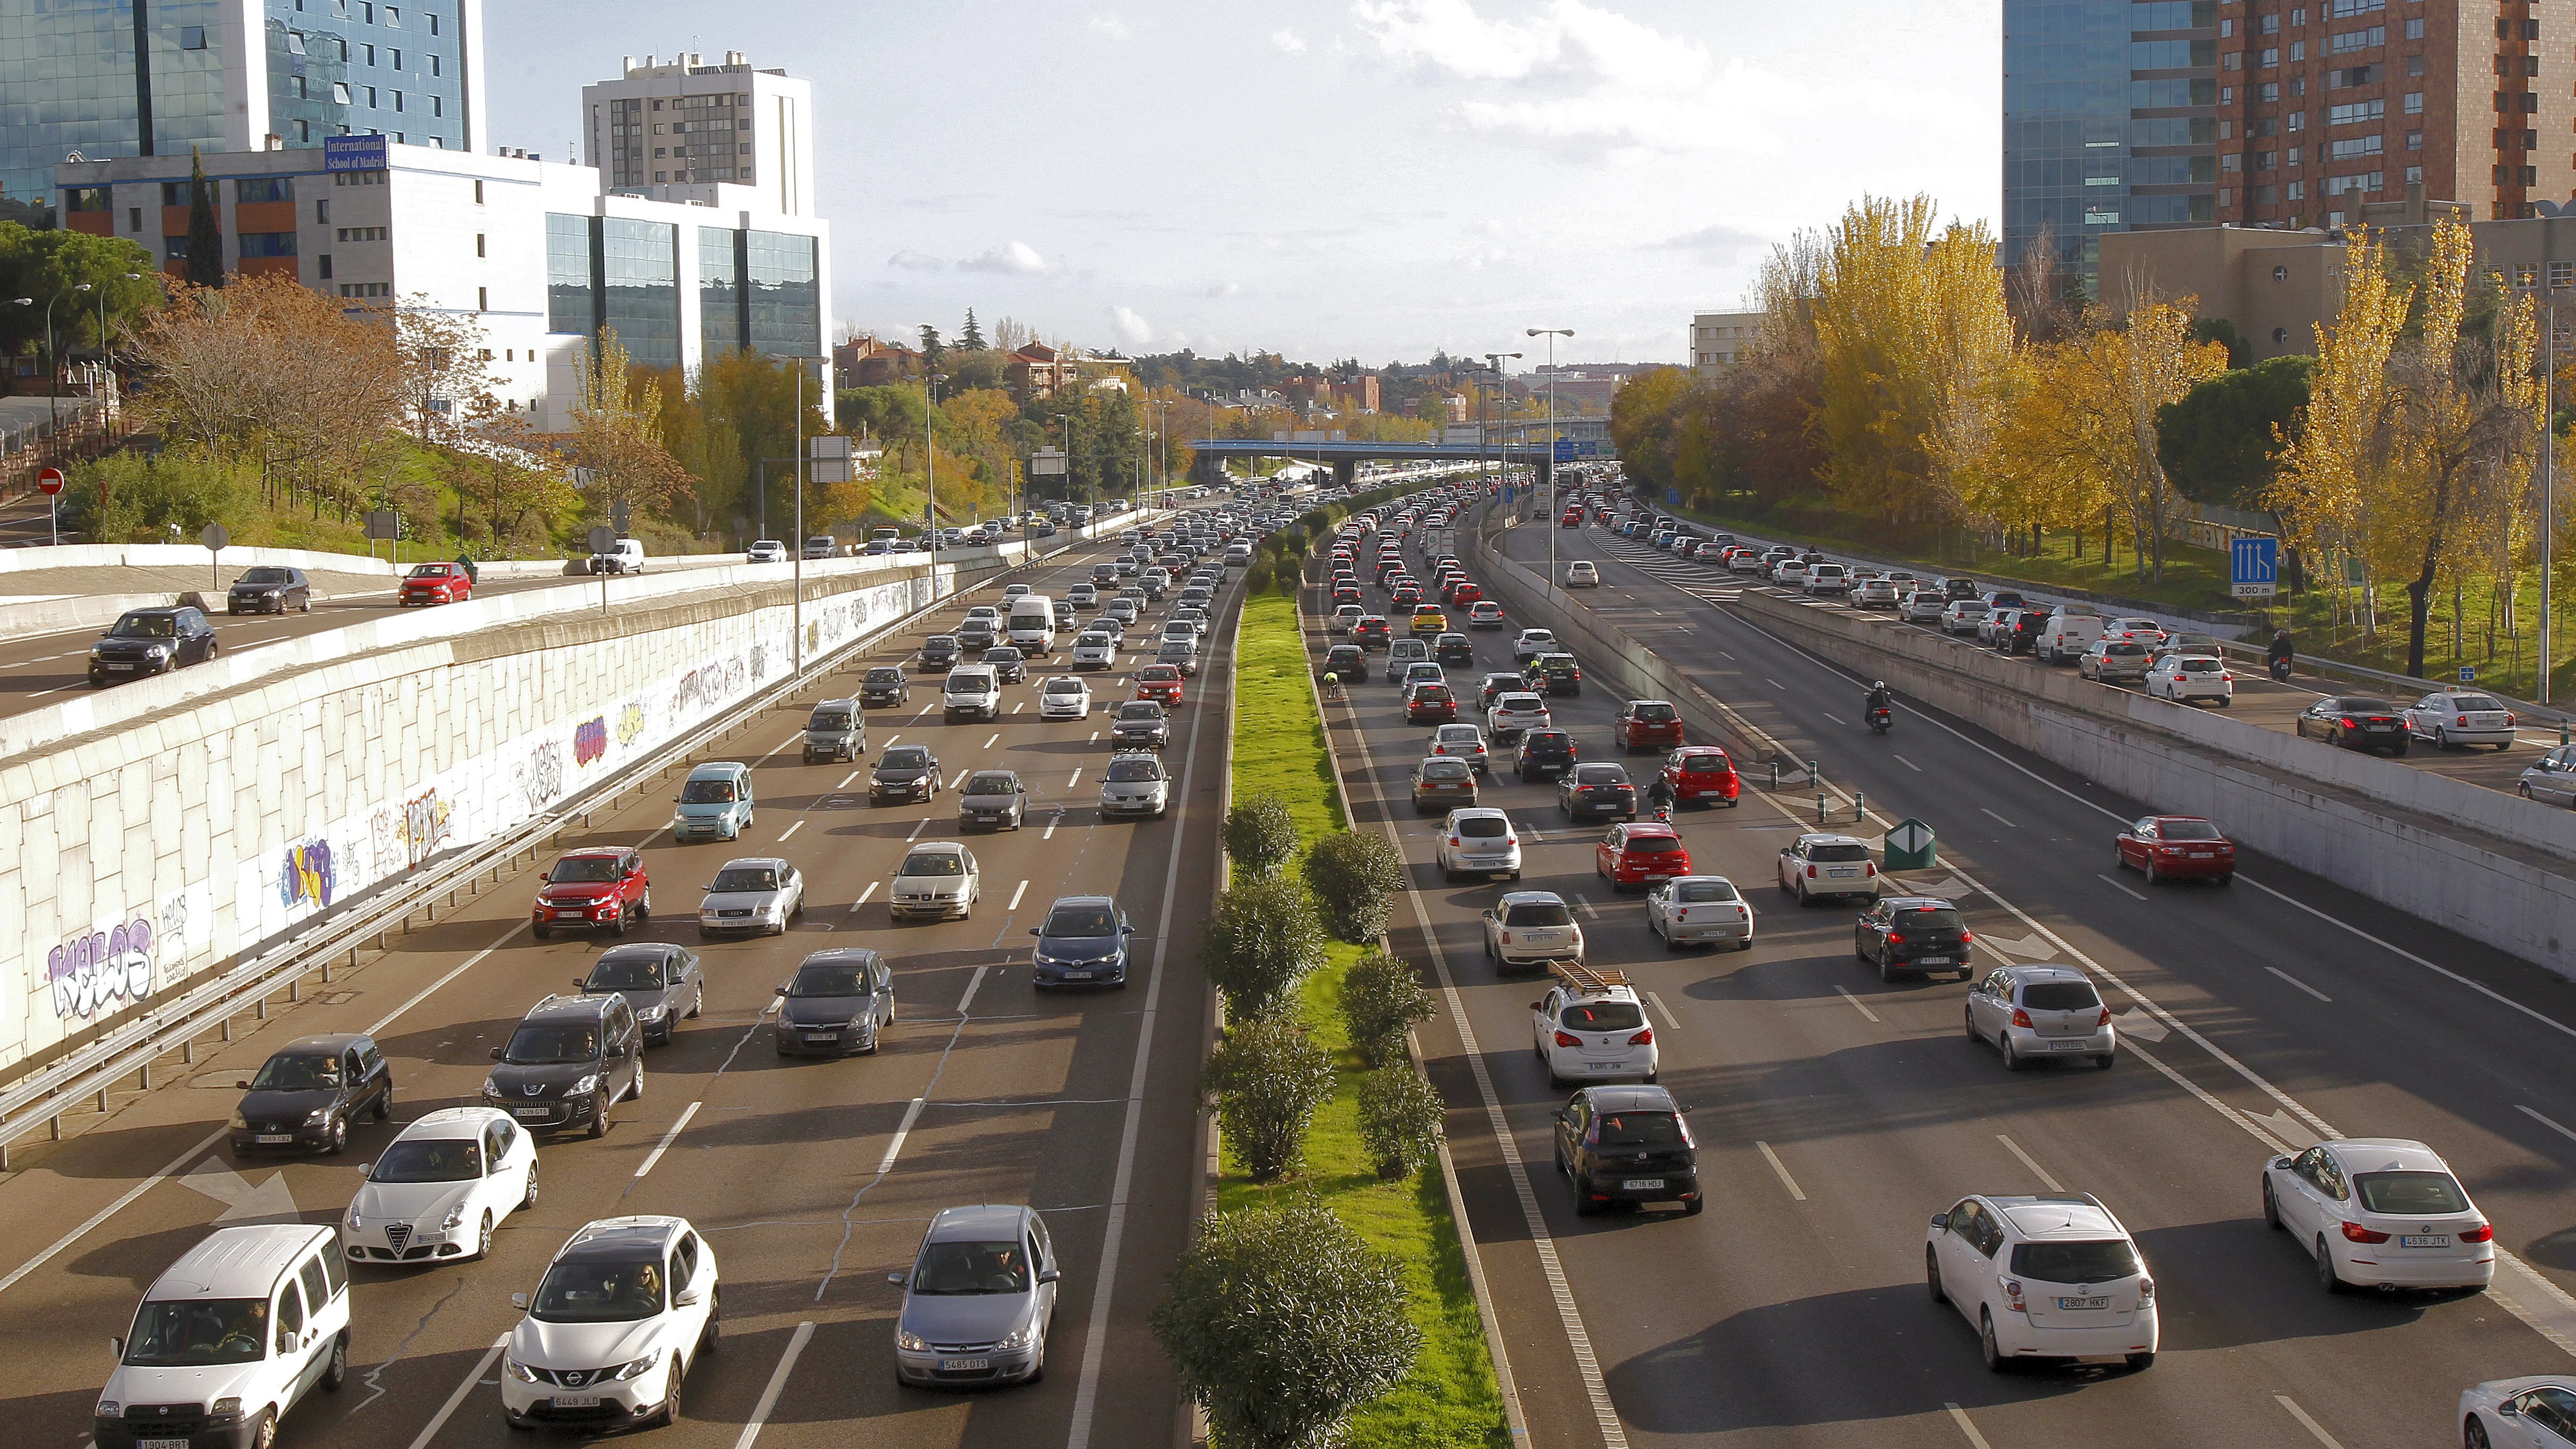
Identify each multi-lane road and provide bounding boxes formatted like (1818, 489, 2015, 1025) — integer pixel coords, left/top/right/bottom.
(1332, 504, 2576, 1448)
(0, 521, 1226, 1449)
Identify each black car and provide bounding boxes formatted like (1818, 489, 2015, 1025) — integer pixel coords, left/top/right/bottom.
(482, 993, 643, 1139)
(957, 620, 999, 651)
(860, 665, 912, 707)
(1553, 1085, 1700, 1216)
(984, 646, 1029, 683)
(776, 948, 895, 1056)
(957, 769, 1030, 830)
(88, 606, 219, 687)
(227, 565, 312, 614)
(870, 745, 942, 803)
(1435, 632, 1477, 666)
(1524, 653, 1583, 696)
(1320, 645, 1369, 684)
(573, 942, 705, 1045)
(1516, 730, 1580, 782)
(1998, 611, 2046, 655)
(2297, 695, 2409, 755)
(1480, 672, 1527, 710)
(1559, 762, 1637, 820)
(230, 1033, 393, 1155)
(918, 635, 962, 673)
(1111, 700, 1171, 750)
(1941, 576, 1983, 601)
(1852, 896, 1973, 982)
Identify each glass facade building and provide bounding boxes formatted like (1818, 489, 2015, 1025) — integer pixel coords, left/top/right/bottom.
(744, 229, 817, 357)
(544, 212, 591, 336)
(552, 218, 819, 380)
(599, 217, 679, 369)
(697, 223, 738, 358)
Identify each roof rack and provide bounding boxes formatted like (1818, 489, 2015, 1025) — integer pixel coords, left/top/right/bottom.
(1549, 962, 1630, 994)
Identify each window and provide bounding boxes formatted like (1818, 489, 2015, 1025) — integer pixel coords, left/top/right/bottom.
(333, 81, 352, 104)
(2273, 264, 2291, 281)
(431, 96, 442, 117)
(2553, 261, 2575, 289)
(477, 285, 487, 311)
(2290, 39, 2304, 59)
(2406, 54, 2425, 75)
(2257, 115, 2280, 136)
(2328, 134, 2383, 158)
(363, 42, 374, 64)
(2222, 16, 2234, 33)
(239, 232, 296, 258)
(366, 86, 377, 106)
(385, 4, 397, 22)
(129, 206, 142, 232)
(2260, 81, 2281, 100)
(2260, 11, 2279, 33)
(2520, 264, 2541, 287)
(429, 11, 437, 32)
(2289, 179, 2306, 199)
(2289, 146, 2302, 165)
(390, 48, 400, 68)
(393, 90, 403, 112)
(2404, 164, 2422, 183)
(2289, 110, 2306, 130)
(318, 253, 333, 279)
(2404, 16, 2422, 37)
(476, 232, 485, 257)
(473, 179, 484, 204)
(2326, 0, 2380, 12)
(2328, 25, 2384, 51)
(2258, 149, 2278, 169)
(2328, 99, 2384, 124)
(235, 176, 292, 204)
(313, 198, 328, 223)
(2406, 129, 2421, 148)
(2403, 90, 2424, 113)
(180, 24, 206, 48)
(2261, 45, 2280, 64)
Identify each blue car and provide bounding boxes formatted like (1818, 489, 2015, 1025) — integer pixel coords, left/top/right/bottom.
(1028, 895, 1134, 989)
(673, 761, 757, 842)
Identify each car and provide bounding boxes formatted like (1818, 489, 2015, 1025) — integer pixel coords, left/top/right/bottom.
(228, 1033, 395, 1155)
(889, 1204, 1063, 1387)
(1512, 629, 1560, 665)
(1410, 605, 1451, 636)
(1435, 807, 1523, 882)
(1467, 600, 1509, 628)
(1029, 895, 1134, 987)
(1649, 746, 1741, 808)
(803, 533, 841, 559)
(1352, 615, 1393, 649)
(802, 698, 865, 763)
(1133, 664, 1187, 706)
(1099, 752, 1171, 818)
(341, 1107, 539, 1265)
(672, 760, 757, 842)
(501, 1216, 718, 1430)
(1928, 1193, 2158, 1371)
(1319, 645, 1369, 684)
(1999, 610, 2048, 655)
(774, 947, 896, 1056)
(1524, 653, 1583, 696)
(1067, 583, 1099, 607)
(944, 664, 1003, 721)
(1728, 550, 1768, 575)
(1531, 965, 1657, 1087)
(870, 745, 942, 803)
(88, 606, 219, 685)
(1939, 600, 1988, 634)
(919, 635, 963, 673)
(97, 1224, 352, 1449)
(1451, 581, 1487, 607)
(481, 992, 645, 1138)
(400, 562, 473, 606)
(1772, 558, 1812, 588)
(2102, 616, 2169, 649)
(1111, 699, 1171, 750)
(2143, 653, 2232, 707)
(891, 842, 980, 921)
(1976, 607, 2017, 645)
(1406, 681, 1460, 723)
(1553, 1084, 1699, 1215)
(531, 846, 650, 939)
(1855, 576, 1902, 608)
(1389, 581, 1424, 608)
(1646, 875, 1753, 951)
(1852, 896, 1972, 980)
(1775, 833, 1877, 905)
(1488, 691, 1552, 739)
(2113, 815, 2237, 884)
(2261, 1138, 2497, 1294)
(1804, 563, 1851, 596)
(1615, 699, 1684, 753)
(1002, 582, 1031, 601)
(983, 646, 1029, 683)
(1481, 891, 1585, 970)
(957, 617, 999, 651)
(1477, 672, 1528, 710)
(1516, 729, 1580, 782)
(1039, 675, 1093, 720)
(1409, 756, 1480, 814)
(860, 666, 912, 708)
(1597, 821, 1692, 891)
(2296, 696, 2409, 755)
(1435, 631, 1477, 665)
(2459, 1377, 2576, 1449)
(1558, 762, 1638, 821)
(1901, 590, 1948, 623)
(1156, 639, 1201, 676)
(1965, 963, 2115, 1070)
(2519, 743, 2576, 806)
(2077, 639, 2152, 683)
(957, 769, 1030, 831)
(1428, 722, 1490, 773)
(1071, 631, 1120, 669)
(1383, 637, 1434, 682)
(227, 565, 313, 614)
(2403, 689, 2517, 749)
(575, 942, 707, 1043)
(1104, 597, 1140, 625)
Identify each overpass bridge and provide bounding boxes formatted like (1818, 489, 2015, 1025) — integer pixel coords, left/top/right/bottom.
(1185, 436, 1613, 490)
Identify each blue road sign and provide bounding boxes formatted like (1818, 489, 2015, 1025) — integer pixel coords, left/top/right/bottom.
(2459, 666, 2476, 684)
(1554, 439, 1578, 462)
(2230, 536, 2280, 598)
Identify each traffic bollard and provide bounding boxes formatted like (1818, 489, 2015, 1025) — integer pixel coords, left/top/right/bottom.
(1770, 760, 1781, 790)
(1854, 791, 1865, 823)
(1816, 793, 1827, 824)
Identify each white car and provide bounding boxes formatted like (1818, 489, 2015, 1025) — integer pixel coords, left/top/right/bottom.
(344, 1107, 539, 1265)
(1939, 600, 1987, 634)
(1069, 633, 1118, 670)
(890, 842, 980, 921)
(1067, 584, 1099, 607)
(1902, 590, 1948, 623)
(1804, 563, 1851, 595)
(1964, 963, 2116, 1070)
(2402, 690, 2516, 750)
(1481, 891, 1584, 969)
(1487, 692, 1552, 740)
(1776, 833, 1878, 904)
(1531, 974, 1657, 1088)
(1727, 550, 1768, 574)
(1565, 560, 1600, 587)
(2102, 616, 2169, 649)
(1773, 560, 1811, 587)
(1977, 608, 2019, 645)
(1098, 752, 1172, 818)
(745, 539, 787, 563)
(1511, 629, 1559, 664)
(1038, 675, 1093, 719)
(1646, 875, 1754, 951)
(2144, 653, 2233, 707)
(1927, 1194, 2158, 1371)
(1331, 605, 1364, 633)
(1428, 723, 1492, 774)
(2261, 1138, 2495, 1292)
(101, 1224, 352, 1449)
(1435, 807, 1523, 882)
(2458, 1377, 2576, 1448)
(502, 1216, 718, 1431)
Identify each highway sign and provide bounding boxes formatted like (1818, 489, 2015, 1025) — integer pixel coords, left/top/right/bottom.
(2459, 666, 2477, 684)
(34, 467, 64, 496)
(2230, 536, 2280, 598)
(1030, 447, 1067, 477)
(587, 524, 616, 554)
(365, 510, 399, 541)
(807, 433, 853, 484)
(199, 523, 228, 552)
(1884, 817, 1937, 871)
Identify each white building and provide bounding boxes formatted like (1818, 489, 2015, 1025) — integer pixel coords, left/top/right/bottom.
(581, 52, 815, 219)
(1690, 310, 1762, 377)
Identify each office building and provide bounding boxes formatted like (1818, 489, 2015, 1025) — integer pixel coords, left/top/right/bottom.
(1690, 311, 1762, 376)
(581, 52, 814, 218)
(0, 0, 485, 221)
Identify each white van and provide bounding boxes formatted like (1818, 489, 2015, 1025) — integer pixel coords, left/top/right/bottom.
(943, 664, 1001, 722)
(2035, 603, 2105, 664)
(1007, 594, 1057, 654)
(99, 1224, 350, 1447)
(588, 537, 647, 575)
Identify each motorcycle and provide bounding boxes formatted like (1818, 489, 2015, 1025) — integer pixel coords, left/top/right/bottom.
(1867, 705, 1894, 735)
(2268, 656, 2292, 682)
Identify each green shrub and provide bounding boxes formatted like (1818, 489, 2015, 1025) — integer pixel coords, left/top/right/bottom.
(1302, 829, 1405, 943)
(1358, 1066, 1446, 1180)
(1200, 1017, 1335, 1182)
(1223, 790, 1301, 876)
(1339, 950, 1434, 1069)
(1200, 872, 1327, 1020)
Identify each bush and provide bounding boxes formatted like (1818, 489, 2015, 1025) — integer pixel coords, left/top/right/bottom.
(1200, 873, 1327, 1020)
(1302, 829, 1405, 943)
(1244, 555, 1275, 595)
(1339, 950, 1434, 1069)
(1151, 1202, 1420, 1449)
(1223, 790, 1301, 876)
(1358, 1066, 1446, 1180)
(1200, 1017, 1335, 1182)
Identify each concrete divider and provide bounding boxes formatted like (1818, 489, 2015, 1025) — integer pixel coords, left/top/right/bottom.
(0, 542, 399, 577)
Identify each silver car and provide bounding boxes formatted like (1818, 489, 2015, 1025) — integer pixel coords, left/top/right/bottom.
(1038, 675, 1093, 719)
(2402, 690, 2517, 750)
(1964, 964, 2116, 1071)
(891, 843, 980, 921)
(1071, 632, 1118, 670)
(2520, 743, 2576, 805)
(1487, 692, 1552, 740)
(2077, 639, 2151, 683)
(1902, 590, 1948, 623)
(696, 857, 804, 939)
(1428, 723, 1492, 774)
(1434, 807, 1522, 882)
(889, 1204, 1061, 1387)
(956, 770, 1029, 831)
(1646, 875, 1754, 951)
(1098, 752, 1171, 818)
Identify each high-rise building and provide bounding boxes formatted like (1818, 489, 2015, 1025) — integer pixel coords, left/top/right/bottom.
(1690, 311, 1762, 376)
(0, 0, 484, 220)
(580, 52, 814, 218)
(2003, 0, 2219, 296)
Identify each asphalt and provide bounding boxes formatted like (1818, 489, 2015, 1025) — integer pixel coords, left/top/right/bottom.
(1316, 503, 2576, 1448)
(0, 515, 1230, 1449)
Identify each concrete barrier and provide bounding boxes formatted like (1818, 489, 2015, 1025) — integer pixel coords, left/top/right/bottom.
(0, 542, 399, 577)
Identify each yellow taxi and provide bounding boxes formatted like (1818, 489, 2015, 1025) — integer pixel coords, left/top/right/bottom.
(1410, 605, 1449, 636)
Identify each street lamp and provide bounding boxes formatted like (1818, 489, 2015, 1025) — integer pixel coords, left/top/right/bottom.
(1480, 352, 1521, 513)
(2535, 289, 2564, 706)
(769, 352, 831, 673)
(1527, 328, 1574, 597)
(926, 370, 949, 595)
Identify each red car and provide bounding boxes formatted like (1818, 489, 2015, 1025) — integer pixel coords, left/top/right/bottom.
(1561, 507, 1584, 526)
(1451, 582, 1486, 607)
(531, 846, 649, 939)
(1406, 682, 1459, 723)
(1134, 665, 1187, 707)
(2114, 815, 2237, 885)
(1656, 747, 1741, 807)
(401, 562, 473, 606)
(1597, 823, 1692, 891)
(1352, 616, 1393, 649)
(1616, 699, 1685, 753)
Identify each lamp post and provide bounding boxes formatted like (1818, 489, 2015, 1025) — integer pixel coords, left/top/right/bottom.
(1481, 351, 1520, 523)
(1527, 328, 1574, 598)
(2540, 290, 2562, 706)
(771, 352, 830, 674)
(926, 371, 948, 596)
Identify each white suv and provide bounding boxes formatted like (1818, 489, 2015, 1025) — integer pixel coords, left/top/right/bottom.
(1481, 891, 1583, 969)
(1927, 1194, 2158, 1371)
(1531, 969, 1657, 1088)
(1939, 600, 1988, 634)
(503, 1216, 718, 1431)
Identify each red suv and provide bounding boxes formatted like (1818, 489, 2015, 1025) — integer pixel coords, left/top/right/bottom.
(1656, 747, 1742, 807)
(1616, 699, 1685, 753)
(1597, 823, 1692, 890)
(532, 846, 649, 939)
(401, 562, 473, 606)
(1406, 682, 1459, 723)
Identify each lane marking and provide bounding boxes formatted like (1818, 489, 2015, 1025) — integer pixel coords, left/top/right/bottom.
(1571, 892, 1599, 919)
(2096, 872, 2146, 901)
(404, 1333, 509, 1449)
(730, 1321, 816, 1449)
(1644, 990, 1680, 1032)
(1754, 1140, 1807, 1202)
(1088, 730, 1099, 742)
(1945, 1403, 1995, 1449)
(1067, 767, 1083, 789)
(950, 768, 970, 788)
(1979, 807, 2017, 828)
(634, 1100, 701, 1179)
(2277, 1395, 2346, 1449)
(985, 732, 1001, 748)
(1820, 711, 1845, 726)
(876, 1096, 927, 1175)
(1013, 702, 1024, 715)
(855, 882, 878, 905)
(1833, 985, 1882, 1023)
(1994, 1133, 2064, 1191)
(957, 963, 987, 1016)
(777, 820, 803, 843)
(0, 1124, 227, 1298)
(2266, 966, 2333, 1003)
(1043, 819, 1057, 840)
(371, 919, 528, 1036)
(1891, 753, 1921, 772)
(884, 734, 901, 747)
(1009, 879, 1029, 911)
(906, 818, 928, 842)
(1765, 677, 1787, 691)
(2521, 1104, 2576, 1148)
(837, 770, 861, 789)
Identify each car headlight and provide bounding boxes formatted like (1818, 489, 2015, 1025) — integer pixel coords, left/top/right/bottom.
(441, 1202, 469, 1231)
(638, 1004, 668, 1020)
(612, 1350, 662, 1381)
(998, 1323, 1036, 1350)
(209, 1397, 243, 1422)
(303, 1108, 331, 1125)
(1033, 952, 1064, 967)
(896, 1330, 929, 1352)
(95, 1400, 120, 1418)
(229, 1112, 249, 1129)
(505, 1358, 538, 1383)
(569, 1074, 601, 1096)
(145, 644, 172, 658)
(480, 1077, 502, 1097)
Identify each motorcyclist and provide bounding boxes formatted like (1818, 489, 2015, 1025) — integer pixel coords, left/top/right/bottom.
(2266, 629, 2294, 678)
(1865, 681, 1894, 718)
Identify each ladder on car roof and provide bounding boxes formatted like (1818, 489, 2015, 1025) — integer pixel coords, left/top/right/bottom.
(1550, 962, 1630, 995)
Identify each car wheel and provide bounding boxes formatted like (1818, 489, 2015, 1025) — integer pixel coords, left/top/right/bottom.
(2001, 1037, 2024, 1072)
(1573, 1175, 1602, 1216)
(374, 1087, 393, 1122)
(2317, 1236, 2344, 1292)
(323, 1331, 350, 1389)
(2093, 1053, 2114, 1070)
(2467, 1419, 2492, 1449)
(1879, 952, 1898, 984)
(2143, 859, 2158, 886)
(2262, 1176, 2281, 1230)
(2214, 873, 2234, 887)
(631, 1060, 645, 1101)
(609, 906, 630, 938)
(591, 1095, 612, 1139)
(521, 1158, 540, 1209)
(475, 1210, 495, 1260)
(324, 1115, 348, 1155)
(1927, 1245, 1946, 1302)
(533, 925, 550, 942)
(2390, 740, 2410, 757)
(1979, 1309, 2006, 1372)
(1797, 879, 1811, 907)
(658, 1359, 683, 1428)
(250, 1410, 278, 1449)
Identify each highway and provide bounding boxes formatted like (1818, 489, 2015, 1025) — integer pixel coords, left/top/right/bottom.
(1328, 505, 2576, 1447)
(0, 519, 1226, 1449)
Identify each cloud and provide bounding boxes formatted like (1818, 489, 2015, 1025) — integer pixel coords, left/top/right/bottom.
(1108, 305, 1156, 349)
(1087, 13, 1135, 40)
(1269, 27, 1308, 53)
(886, 249, 947, 272)
(1652, 223, 1770, 264)
(958, 241, 1067, 276)
(1206, 281, 1242, 298)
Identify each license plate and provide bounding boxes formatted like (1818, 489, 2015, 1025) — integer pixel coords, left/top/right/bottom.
(2189, 851, 2213, 858)
(1063, 970, 1094, 980)
(1917, 956, 1951, 966)
(255, 1133, 293, 1143)
(552, 1394, 601, 1408)
(139, 1440, 191, 1449)
(513, 1107, 549, 1120)
(1827, 868, 1857, 878)
(2054, 1295, 2111, 1310)
(1585, 1062, 1620, 1071)
(1491, 871, 1512, 880)
(805, 1033, 838, 1043)
(939, 1358, 992, 1372)
(1621, 1179, 1665, 1190)
(2048, 1039, 2088, 1051)
(2401, 1234, 2452, 1248)
(106, 663, 134, 670)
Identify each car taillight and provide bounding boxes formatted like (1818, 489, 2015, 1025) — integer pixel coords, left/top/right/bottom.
(1960, 927, 1975, 943)
(2339, 718, 2358, 728)
(2011, 1007, 2033, 1028)
(2137, 1277, 2155, 1305)
(1865, 862, 1878, 877)
(1499, 931, 1512, 944)
(2002, 1279, 2027, 1312)
(1806, 865, 1818, 878)
(2506, 713, 2519, 726)
(1886, 932, 1907, 945)
(1629, 1028, 1654, 1046)
(2097, 1006, 2114, 1026)
(2341, 1222, 2392, 1244)
(1554, 1031, 1582, 1048)
(2462, 1223, 2495, 1243)
(2456, 715, 2469, 726)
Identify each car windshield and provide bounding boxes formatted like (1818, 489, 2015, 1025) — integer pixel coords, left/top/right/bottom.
(108, 613, 179, 638)
(2019, 981, 2102, 1011)
(882, 748, 933, 769)
(1459, 816, 1508, 838)
(1505, 901, 1573, 926)
(2159, 820, 2223, 841)
(2009, 1239, 2140, 1284)
(2353, 1170, 2472, 1215)
(531, 1259, 664, 1322)
(987, 649, 1022, 664)
(967, 775, 1019, 795)
(586, 952, 671, 988)
(1045, 680, 1084, 694)
(1675, 880, 1738, 903)
(1079, 634, 1111, 648)
(1044, 905, 1118, 936)
(2451, 695, 2504, 712)
(900, 852, 965, 878)
(503, 1023, 599, 1064)
(2337, 698, 2395, 713)
(123, 1298, 268, 1366)
(1524, 734, 1571, 753)
(1596, 1113, 1685, 1148)
(1140, 666, 1179, 681)
(1897, 906, 1965, 929)
(1807, 843, 1869, 863)
(867, 667, 903, 682)
(1562, 1001, 1645, 1030)
(1682, 756, 1730, 773)
(909, 1240, 1031, 1295)
(1421, 760, 1471, 779)
(371, 1137, 484, 1182)
(409, 564, 453, 578)
(679, 779, 738, 803)
(1106, 759, 1162, 782)
(1118, 703, 1162, 721)
(239, 567, 292, 585)
(2105, 643, 2146, 657)
(249, 1053, 338, 1090)
(809, 711, 854, 732)
(948, 675, 993, 692)
(787, 961, 872, 996)
(1625, 836, 1685, 854)
(710, 866, 779, 893)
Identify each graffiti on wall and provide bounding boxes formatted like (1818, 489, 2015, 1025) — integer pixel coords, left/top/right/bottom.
(512, 740, 567, 817)
(280, 837, 336, 911)
(159, 892, 190, 960)
(48, 916, 154, 1021)
(616, 699, 647, 748)
(574, 717, 608, 767)
(402, 789, 453, 867)
(748, 643, 768, 683)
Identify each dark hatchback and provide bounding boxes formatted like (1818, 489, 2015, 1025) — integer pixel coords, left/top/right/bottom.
(1553, 1084, 1700, 1215)
(983, 646, 1029, 683)
(88, 606, 219, 687)
(860, 666, 912, 707)
(1523, 653, 1583, 696)
(870, 745, 942, 803)
(1997, 610, 2047, 655)
(1559, 763, 1638, 821)
(230, 1033, 393, 1154)
(1516, 730, 1580, 782)
(2296, 696, 2409, 756)
(918, 635, 962, 673)
(1319, 645, 1369, 684)
(1110, 701, 1171, 750)
(1852, 896, 1974, 982)
(776, 948, 894, 1056)
(1029, 895, 1134, 988)
(226, 565, 312, 614)
(1435, 632, 1477, 666)
(573, 942, 705, 1045)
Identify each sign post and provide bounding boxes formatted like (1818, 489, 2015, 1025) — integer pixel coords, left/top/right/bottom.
(588, 524, 615, 615)
(2229, 536, 2280, 599)
(200, 522, 229, 598)
(35, 466, 64, 546)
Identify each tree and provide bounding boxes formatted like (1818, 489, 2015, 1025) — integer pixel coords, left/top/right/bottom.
(1357, 1066, 1445, 1180)
(1223, 791, 1301, 876)
(1606, 367, 1695, 496)
(566, 328, 693, 520)
(1199, 1018, 1334, 1182)
(917, 324, 945, 377)
(2096, 291, 2232, 580)
(393, 297, 496, 445)
(2156, 354, 2316, 511)
(1199, 872, 1327, 1020)
(1301, 830, 1405, 943)
(0, 224, 160, 364)
(1338, 950, 1433, 1069)
(1153, 1203, 1419, 1449)
(184, 149, 223, 289)
(958, 308, 986, 351)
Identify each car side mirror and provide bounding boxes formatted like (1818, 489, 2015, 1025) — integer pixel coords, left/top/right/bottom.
(235, 1079, 252, 1089)
(111, 1335, 125, 1359)
(887, 1272, 908, 1286)
(2499, 1401, 2524, 1418)
(1030, 927, 1043, 936)
(1039, 1267, 1062, 1283)
(511, 1292, 530, 1310)
(1929, 1211, 1949, 1230)
(490, 1047, 505, 1061)
(674, 1287, 702, 1308)
(1121, 925, 1136, 934)
(1528, 1001, 1543, 1011)
(357, 1162, 372, 1177)
(2272, 1156, 2293, 1171)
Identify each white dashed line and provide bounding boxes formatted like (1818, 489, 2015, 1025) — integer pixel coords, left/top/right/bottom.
(1009, 879, 1029, 911)
(2096, 872, 2145, 901)
(731, 1322, 816, 1449)
(837, 770, 861, 789)
(1832, 985, 1881, 1023)
(1571, 892, 1599, 919)
(1980, 808, 2016, 828)
(777, 821, 804, 842)
(906, 819, 927, 842)
(1067, 768, 1083, 789)
(634, 1100, 702, 1179)
(1753, 1140, 1807, 1201)
(1994, 1133, 2064, 1191)
(1891, 753, 1921, 772)
(877, 1096, 927, 1175)
(2276, 1396, 2347, 1448)
(985, 733, 1001, 748)
(855, 883, 878, 905)
(1645, 991, 1680, 1032)
(1945, 1404, 1995, 1449)
(1820, 712, 1845, 726)
(2266, 966, 2333, 1003)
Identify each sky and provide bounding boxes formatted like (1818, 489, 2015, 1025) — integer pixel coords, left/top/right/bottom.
(487, 0, 2000, 370)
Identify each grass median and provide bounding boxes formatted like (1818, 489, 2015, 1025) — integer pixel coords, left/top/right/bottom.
(1219, 590, 1511, 1449)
